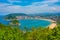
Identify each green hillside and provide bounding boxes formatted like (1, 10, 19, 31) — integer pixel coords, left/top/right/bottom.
(5, 13, 27, 19)
(0, 22, 60, 40)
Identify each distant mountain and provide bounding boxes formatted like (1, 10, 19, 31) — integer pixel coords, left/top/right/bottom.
(4, 13, 28, 19)
(6, 13, 28, 16)
(5, 13, 60, 17)
(28, 13, 60, 16)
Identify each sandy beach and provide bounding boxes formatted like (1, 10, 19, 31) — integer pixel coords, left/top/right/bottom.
(39, 18, 57, 29)
(45, 19, 57, 29)
(48, 23, 57, 29)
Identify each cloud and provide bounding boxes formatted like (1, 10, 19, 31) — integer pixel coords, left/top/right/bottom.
(8, 0, 22, 3)
(0, 0, 60, 15)
(32, 0, 59, 6)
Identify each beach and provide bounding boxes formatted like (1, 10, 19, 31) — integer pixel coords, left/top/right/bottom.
(46, 19, 57, 29)
(49, 23, 57, 29)
(39, 18, 57, 29)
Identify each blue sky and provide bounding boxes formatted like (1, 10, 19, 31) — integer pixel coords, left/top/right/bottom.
(0, 0, 60, 15)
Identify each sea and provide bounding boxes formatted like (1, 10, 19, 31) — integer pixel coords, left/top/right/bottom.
(0, 16, 51, 30)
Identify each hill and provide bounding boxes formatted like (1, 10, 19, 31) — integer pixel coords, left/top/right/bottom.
(6, 13, 27, 16)
(5, 13, 28, 19)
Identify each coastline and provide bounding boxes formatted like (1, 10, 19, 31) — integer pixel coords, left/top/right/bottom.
(39, 18, 57, 29)
(6, 17, 57, 29)
(17, 18, 57, 29)
(45, 19, 57, 29)
(48, 23, 57, 29)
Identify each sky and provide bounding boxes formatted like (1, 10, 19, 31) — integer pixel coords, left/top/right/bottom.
(0, 0, 60, 15)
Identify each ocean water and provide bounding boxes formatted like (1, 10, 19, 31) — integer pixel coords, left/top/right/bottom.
(0, 16, 51, 30)
(19, 19, 51, 30)
(0, 16, 10, 25)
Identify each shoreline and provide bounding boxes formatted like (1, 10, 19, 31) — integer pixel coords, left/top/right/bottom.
(48, 23, 57, 29)
(17, 18, 57, 29)
(38, 18, 57, 29)
(48, 19, 57, 29)
(6, 18, 57, 29)
(43, 19, 57, 29)
(44, 19, 57, 29)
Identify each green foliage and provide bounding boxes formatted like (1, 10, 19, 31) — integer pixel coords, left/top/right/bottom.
(11, 20, 19, 24)
(5, 15, 16, 20)
(0, 23, 60, 40)
(10, 20, 20, 26)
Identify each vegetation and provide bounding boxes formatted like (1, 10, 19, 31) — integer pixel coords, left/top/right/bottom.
(0, 22, 60, 40)
(5, 15, 16, 20)
(10, 19, 19, 26)
(5, 13, 27, 20)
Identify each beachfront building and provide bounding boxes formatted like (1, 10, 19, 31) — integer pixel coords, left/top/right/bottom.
(34, 16, 41, 19)
(16, 16, 30, 19)
(16, 16, 41, 20)
(16, 16, 25, 19)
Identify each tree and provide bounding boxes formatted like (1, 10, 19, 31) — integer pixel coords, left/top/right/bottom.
(10, 19, 19, 26)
